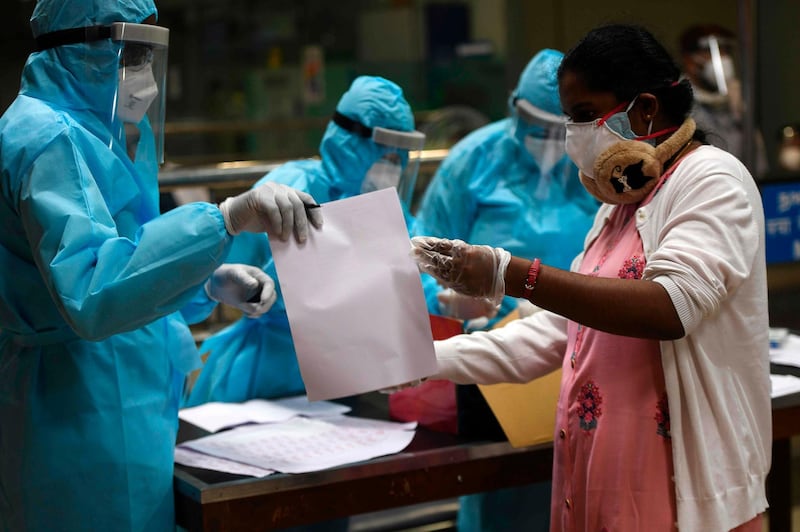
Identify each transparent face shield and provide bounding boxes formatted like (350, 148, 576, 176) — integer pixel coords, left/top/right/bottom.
(365, 127, 426, 206)
(514, 98, 568, 175)
(112, 23, 169, 166)
(33, 22, 169, 166)
(693, 35, 738, 96)
(332, 111, 426, 206)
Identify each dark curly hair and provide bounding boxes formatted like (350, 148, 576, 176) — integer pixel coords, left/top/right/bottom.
(558, 24, 705, 141)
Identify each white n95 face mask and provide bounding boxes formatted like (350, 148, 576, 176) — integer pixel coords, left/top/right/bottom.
(564, 98, 655, 180)
(117, 64, 159, 124)
(564, 120, 626, 180)
(567, 115, 696, 205)
(361, 160, 402, 194)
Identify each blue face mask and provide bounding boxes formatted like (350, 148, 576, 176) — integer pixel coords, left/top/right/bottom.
(602, 96, 656, 146)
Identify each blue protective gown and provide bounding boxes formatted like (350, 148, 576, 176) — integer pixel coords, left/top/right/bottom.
(0, 2, 231, 530)
(411, 117, 598, 532)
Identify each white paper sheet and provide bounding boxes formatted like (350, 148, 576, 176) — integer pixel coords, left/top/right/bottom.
(178, 395, 351, 433)
(770, 333, 800, 369)
(270, 188, 438, 400)
(770, 373, 800, 398)
(174, 446, 276, 477)
(179, 415, 417, 473)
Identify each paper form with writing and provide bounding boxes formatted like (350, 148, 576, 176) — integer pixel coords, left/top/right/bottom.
(179, 415, 417, 473)
(270, 188, 437, 401)
(178, 395, 351, 433)
(174, 446, 276, 477)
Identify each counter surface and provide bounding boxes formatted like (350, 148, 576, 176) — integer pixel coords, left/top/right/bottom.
(175, 388, 800, 532)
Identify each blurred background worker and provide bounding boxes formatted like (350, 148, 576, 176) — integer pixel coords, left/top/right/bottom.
(185, 75, 424, 407)
(410, 48, 598, 532)
(0, 1, 321, 530)
(678, 23, 769, 178)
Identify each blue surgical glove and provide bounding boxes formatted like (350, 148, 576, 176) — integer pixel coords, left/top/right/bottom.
(219, 182, 323, 243)
(205, 264, 277, 318)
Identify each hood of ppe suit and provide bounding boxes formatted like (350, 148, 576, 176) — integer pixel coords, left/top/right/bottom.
(513, 48, 563, 117)
(24, 0, 157, 124)
(320, 76, 415, 196)
(30, 0, 156, 36)
(509, 49, 565, 161)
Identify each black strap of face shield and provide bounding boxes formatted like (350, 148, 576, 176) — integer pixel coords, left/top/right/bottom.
(35, 25, 113, 52)
(332, 111, 373, 139)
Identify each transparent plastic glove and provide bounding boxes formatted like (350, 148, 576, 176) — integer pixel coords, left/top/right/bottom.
(411, 237, 511, 307)
(205, 264, 277, 318)
(218, 182, 323, 243)
(437, 288, 499, 321)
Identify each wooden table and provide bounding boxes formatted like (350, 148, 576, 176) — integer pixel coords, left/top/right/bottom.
(175, 389, 800, 531)
(768, 363, 800, 532)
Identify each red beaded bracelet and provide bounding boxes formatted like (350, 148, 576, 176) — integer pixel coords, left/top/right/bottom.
(523, 258, 541, 299)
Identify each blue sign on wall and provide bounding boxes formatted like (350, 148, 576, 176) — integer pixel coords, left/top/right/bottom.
(761, 181, 800, 264)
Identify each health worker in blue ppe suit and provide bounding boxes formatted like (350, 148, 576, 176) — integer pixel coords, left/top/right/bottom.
(0, 1, 321, 531)
(185, 75, 425, 408)
(410, 49, 598, 532)
(185, 76, 423, 532)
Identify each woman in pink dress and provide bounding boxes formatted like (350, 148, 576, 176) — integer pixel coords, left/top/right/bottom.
(410, 23, 769, 532)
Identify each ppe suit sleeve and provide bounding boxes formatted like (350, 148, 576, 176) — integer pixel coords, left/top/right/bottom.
(412, 142, 482, 313)
(19, 136, 231, 340)
(411, 144, 479, 239)
(179, 284, 218, 325)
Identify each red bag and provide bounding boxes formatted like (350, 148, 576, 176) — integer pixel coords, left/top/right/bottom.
(388, 315, 463, 434)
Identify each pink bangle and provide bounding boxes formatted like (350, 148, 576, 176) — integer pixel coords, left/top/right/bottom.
(523, 258, 541, 299)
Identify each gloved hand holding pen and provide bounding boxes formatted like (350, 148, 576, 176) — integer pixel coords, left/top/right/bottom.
(206, 264, 277, 318)
(219, 181, 324, 243)
(411, 236, 511, 307)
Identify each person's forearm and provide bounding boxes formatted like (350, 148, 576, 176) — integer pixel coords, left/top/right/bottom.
(505, 257, 685, 340)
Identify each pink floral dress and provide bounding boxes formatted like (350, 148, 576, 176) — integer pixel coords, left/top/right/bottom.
(549, 172, 762, 531)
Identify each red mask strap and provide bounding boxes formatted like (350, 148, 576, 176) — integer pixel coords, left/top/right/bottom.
(637, 126, 679, 141)
(596, 101, 629, 126)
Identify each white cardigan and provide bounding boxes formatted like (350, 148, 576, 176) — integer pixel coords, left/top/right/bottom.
(434, 145, 771, 531)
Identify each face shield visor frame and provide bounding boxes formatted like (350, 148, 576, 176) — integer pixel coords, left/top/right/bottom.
(111, 23, 169, 166)
(371, 126, 426, 207)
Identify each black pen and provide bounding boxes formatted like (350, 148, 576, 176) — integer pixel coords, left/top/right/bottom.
(246, 283, 264, 303)
(304, 203, 321, 214)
